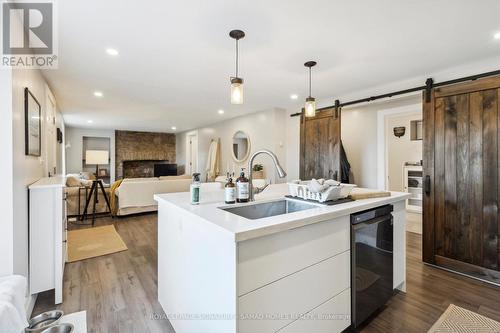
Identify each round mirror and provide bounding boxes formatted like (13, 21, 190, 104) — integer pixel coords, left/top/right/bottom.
(231, 131, 251, 163)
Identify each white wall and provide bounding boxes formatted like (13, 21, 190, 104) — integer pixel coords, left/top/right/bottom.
(65, 127, 116, 183)
(0, 68, 14, 277)
(341, 106, 379, 187)
(386, 113, 422, 191)
(285, 113, 300, 181)
(177, 108, 287, 183)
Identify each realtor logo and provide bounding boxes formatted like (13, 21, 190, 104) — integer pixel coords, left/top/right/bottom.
(1, 1, 57, 68)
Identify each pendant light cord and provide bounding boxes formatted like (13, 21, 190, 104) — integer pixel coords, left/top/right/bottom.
(309, 66, 312, 98)
(235, 39, 239, 78)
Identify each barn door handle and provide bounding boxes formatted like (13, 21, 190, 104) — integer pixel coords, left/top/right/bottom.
(424, 175, 431, 195)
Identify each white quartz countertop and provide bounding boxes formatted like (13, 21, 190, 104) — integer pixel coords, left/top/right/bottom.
(154, 184, 410, 242)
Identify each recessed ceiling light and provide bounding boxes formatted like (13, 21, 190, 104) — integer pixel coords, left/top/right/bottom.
(290, 94, 298, 100)
(106, 48, 119, 56)
(87, 120, 93, 124)
(93, 91, 103, 97)
(171, 126, 177, 130)
(218, 109, 225, 114)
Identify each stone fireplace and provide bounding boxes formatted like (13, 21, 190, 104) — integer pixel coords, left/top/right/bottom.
(115, 130, 176, 179)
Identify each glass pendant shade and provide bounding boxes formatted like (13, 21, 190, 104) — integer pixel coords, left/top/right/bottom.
(231, 78, 244, 105)
(304, 97, 316, 117)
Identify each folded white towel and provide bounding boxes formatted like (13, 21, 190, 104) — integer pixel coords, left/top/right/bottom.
(0, 275, 28, 333)
(307, 179, 341, 193)
(324, 179, 340, 187)
(308, 179, 328, 193)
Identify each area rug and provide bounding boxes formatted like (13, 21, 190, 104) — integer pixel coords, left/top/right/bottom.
(67, 225, 127, 262)
(428, 304, 500, 332)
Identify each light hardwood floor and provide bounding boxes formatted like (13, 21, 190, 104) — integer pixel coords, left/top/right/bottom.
(33, 213, 500, 332)
(406, 211, 422, 235)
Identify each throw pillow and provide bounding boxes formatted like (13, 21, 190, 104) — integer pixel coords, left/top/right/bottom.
(66, 176, 82, 187)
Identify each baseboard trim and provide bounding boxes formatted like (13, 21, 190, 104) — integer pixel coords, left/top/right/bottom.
(25, 293, 37, 318)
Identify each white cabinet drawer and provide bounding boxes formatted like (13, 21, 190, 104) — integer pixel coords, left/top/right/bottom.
(238, 216, 349, 296)
(238, 250, 350, 333)
(277, 288, 351, 333)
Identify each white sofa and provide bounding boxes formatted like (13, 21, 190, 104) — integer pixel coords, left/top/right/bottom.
(115, 175, 193, 216)
(114, 175, 267, 216)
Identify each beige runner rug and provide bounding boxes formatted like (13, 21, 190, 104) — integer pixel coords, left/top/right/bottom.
(428, 304, 500, 333)
(67, 225, 128, 262)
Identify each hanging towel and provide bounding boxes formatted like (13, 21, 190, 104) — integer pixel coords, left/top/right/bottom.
(340, 141, 351, 183)
(0, 275, 28, 333)
(205, 139, 221, 181)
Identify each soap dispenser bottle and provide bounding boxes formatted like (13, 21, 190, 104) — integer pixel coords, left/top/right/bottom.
(236, 168, 249, 203)
(190, 173, 201, 205)
(224, 173, 236, 204)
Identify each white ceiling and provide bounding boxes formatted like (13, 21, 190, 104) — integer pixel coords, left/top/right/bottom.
(43, 0, 500, 132)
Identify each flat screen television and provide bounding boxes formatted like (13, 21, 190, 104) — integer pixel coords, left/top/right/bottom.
(154, 163, 177, 177)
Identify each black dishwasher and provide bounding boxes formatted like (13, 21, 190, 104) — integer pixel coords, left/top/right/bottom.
(351, 205, 393, 328)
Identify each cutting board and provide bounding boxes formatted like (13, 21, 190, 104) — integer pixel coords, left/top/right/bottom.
(350, 188, 391, 200)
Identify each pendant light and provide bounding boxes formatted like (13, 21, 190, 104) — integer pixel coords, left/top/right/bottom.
(229, 29, 245, 104)
(304, 61, 317, 117)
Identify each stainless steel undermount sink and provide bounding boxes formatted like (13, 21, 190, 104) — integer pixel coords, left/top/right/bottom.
(220, 199, 317, 220)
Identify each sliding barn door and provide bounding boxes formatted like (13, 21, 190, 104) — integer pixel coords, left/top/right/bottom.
(423, 76, 500, 284)
(300, 107, 341, 181)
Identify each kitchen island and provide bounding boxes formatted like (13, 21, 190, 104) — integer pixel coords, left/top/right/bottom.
(154, 184, 410, 333)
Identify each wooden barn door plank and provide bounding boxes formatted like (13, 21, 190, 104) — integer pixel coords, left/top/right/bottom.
(455, 94, 471, 262)
(443, 96, 458, 259)
(481, 89, 498, 270)
(469, 91, 484, 266)
(434, 97, 446, 257)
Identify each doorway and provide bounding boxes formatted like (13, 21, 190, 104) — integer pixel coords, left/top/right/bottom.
(186, 131, 198, 176)
(377, 104, 423, 234)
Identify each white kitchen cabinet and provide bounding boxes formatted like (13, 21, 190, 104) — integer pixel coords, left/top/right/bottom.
(238, 216, 350, 296)
(403, 165, 423, 213)
(29, 176, 67, 304)
(277, 288, 351, 333)
(238, 216, 351, 333)
(238, 251, 350, 333)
